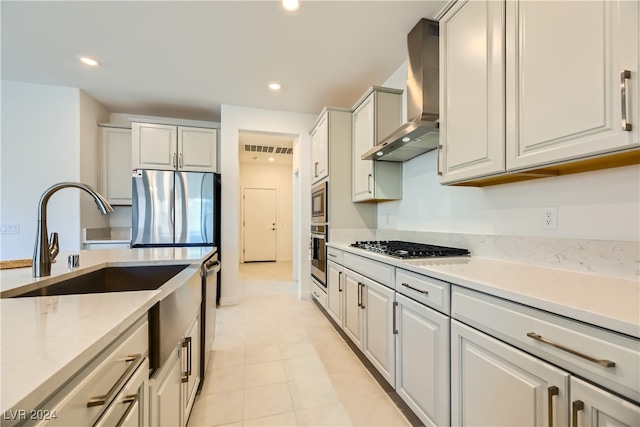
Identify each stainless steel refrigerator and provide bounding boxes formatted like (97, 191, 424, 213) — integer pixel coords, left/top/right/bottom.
(131, 170, 220, 248)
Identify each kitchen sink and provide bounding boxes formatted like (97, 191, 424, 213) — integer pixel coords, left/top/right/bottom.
(11, 264, 189, 298)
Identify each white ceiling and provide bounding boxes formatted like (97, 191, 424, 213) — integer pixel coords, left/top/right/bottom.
(1, 1, 446, 122)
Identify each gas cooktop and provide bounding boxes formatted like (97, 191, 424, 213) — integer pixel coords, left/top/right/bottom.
(350, 240, 470, 259)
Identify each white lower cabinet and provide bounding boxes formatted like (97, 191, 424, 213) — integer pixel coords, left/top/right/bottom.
(150, 315, 201, 427)
(395, 294, 449, 427)
(362, 276, 396, 387)
(326, 261, 344, 325)
(451, 320, 570, 427)
(95, 358, 149, 427)
(571, 377, 640, 427)
(343, 268, 365, 349)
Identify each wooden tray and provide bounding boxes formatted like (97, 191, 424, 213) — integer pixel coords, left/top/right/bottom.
(0, 258, 56, 270)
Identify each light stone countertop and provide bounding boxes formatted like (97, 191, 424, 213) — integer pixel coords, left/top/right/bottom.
(0, 247, 215, 414)
(328, 242, 640, 339)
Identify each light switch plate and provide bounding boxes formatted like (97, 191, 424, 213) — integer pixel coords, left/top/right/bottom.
(0, 224, 19, 234)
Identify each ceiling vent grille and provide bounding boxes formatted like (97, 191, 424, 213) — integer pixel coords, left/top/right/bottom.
(244, 144, 293, 155)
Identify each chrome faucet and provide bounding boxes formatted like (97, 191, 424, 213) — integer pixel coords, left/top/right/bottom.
(33, 182, 114, 277)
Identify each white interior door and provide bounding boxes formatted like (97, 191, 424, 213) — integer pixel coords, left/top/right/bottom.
(244, 188, 277, 262)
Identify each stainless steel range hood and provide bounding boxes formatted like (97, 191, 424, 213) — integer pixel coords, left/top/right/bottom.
(362, 18, 439, 162)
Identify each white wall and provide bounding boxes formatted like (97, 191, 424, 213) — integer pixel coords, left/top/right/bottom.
(239, 162, 293, 262)
(79, 90, 110, 230)
(377, 63, 640, 242)
(220, 105, 316, 305)
(0, 81, 82, 260)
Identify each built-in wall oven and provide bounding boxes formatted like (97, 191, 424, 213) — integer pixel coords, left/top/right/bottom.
(310, 224, 327, 286)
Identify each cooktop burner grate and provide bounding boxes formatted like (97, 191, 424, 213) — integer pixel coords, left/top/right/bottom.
(350, 240, 470, 259)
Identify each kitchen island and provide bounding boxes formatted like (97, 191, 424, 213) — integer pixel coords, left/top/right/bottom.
(0, 247, 214, 424)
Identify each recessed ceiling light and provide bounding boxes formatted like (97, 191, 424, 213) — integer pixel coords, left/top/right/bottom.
(268, 157, 275, 162)
(376, 152, 384, 156)
(79, 56, 99, 67)
(268, 82, 281, 91)
(282, 0, 299, 12)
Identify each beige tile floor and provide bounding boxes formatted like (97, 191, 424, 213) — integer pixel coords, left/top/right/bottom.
(187, 262, 412, 427)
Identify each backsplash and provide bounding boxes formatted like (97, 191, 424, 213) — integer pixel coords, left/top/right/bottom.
(330, 229, 639, 281)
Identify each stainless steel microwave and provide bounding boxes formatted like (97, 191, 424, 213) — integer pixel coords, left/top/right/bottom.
(311, 181, 327, 224)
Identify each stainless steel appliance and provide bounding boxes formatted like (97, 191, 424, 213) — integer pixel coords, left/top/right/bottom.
(362, 18, 440, 162)
(132, 170, 220, 247)
(351, 240, 469, 259)
(200, 251, 220, 389)
(311, 224, 327, 286)
(311, 181, 328, 223)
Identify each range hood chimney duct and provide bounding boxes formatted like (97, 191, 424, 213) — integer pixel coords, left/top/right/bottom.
(362, 18, 440, 162)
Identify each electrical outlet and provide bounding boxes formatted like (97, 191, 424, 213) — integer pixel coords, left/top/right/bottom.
(0, 224, 19, 234)
(541, 207, 557, 230)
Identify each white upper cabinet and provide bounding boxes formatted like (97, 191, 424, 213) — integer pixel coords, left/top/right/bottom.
(352, 87, 403, 202)
(440, 0, 639, 185)
(132, 123, 218, 172)
(310, 112, 329, 183)
(100, 126, 133, 205)
(506, 0, 639, 170)
(439, 0, 506, 184)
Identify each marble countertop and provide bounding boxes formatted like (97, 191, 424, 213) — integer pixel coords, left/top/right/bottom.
(0, 247, 215, 414)
(328, 242, 640, 339)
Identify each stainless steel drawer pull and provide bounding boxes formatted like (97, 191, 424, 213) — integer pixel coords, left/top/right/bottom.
(357, 282, 362, 307)
(548, 386, 559, 427)
(526, 332, 615, 367)
(338, 271, 342, 292)
(392, 301, 398, 335)
(328, 253, 337, 257)
(401, 282, 429, 295)
(87, 353, 142, 407)
(572, 400, 584, 427)
(437, 144, 443, 176)
(360, 283, 366, 309)
(116, 394, 139, 427)
(621, 70, 632, 131)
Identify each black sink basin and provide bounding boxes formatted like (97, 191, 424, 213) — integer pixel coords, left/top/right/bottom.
(12, 264, 189, 298)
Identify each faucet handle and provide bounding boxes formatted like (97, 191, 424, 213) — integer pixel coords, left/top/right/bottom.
(49, 232, 59, 260)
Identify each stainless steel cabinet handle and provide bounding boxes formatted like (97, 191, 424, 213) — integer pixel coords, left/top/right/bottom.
(179, 152, 184, 168)
(392, 301, 398, 335)
(360, 283, 366, 309)
(357, 282, 362, 307)
(186, 336, 192, 376)
(526, 332, 615, 367)
(181, 338, 190, 383)
(401, 282, 429, 295)
(437, 144, 443, 176)
(116, 394, 139, 427)
(328, 253, 337, 258)
(621, 70, 632, 131)
(313, 291, 320, 298)
(338, 271, 342, 292)
(572, 400, 584, 427)
(367, 174, 372, 194)
(87, 354, 142, 407)
(172, 152, 177, 168)
(548, 386, 559, 427)
(315, 162, 319, 177)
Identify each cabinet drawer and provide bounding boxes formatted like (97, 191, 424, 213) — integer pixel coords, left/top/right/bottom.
(311, 279, 327, 308)
(31, 317, 149, 426)
(396, 269, 450, 315)
(452, 286, 640, 402)
(344, 252, 394, 289)
(326, 247, 344, 265)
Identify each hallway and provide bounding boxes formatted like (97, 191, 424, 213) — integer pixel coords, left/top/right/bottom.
(187, 262, 412, 426)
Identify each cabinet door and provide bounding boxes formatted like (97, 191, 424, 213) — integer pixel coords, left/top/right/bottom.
(183, 317, 200, 419)
(451, 320, 570, 427)
(178, 127, 217, 173)
(395, 294, 449, 427)
(352, 94, 375, 201)
(326, 261, 344, 325)
(311, 113, 329, 183)
(362, 277, 396, 387)
(439, 0, 506, 184)
(570, 377, 640, 427)
(506, 0, 639, 170)
(132, 123, 177, 171)
(155, 350, 182, 427)
(101, 127, 132, 205)
(343, 269, 364, 350)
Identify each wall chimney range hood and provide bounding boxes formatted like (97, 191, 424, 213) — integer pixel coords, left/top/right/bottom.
(362, 18, 440, 162)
